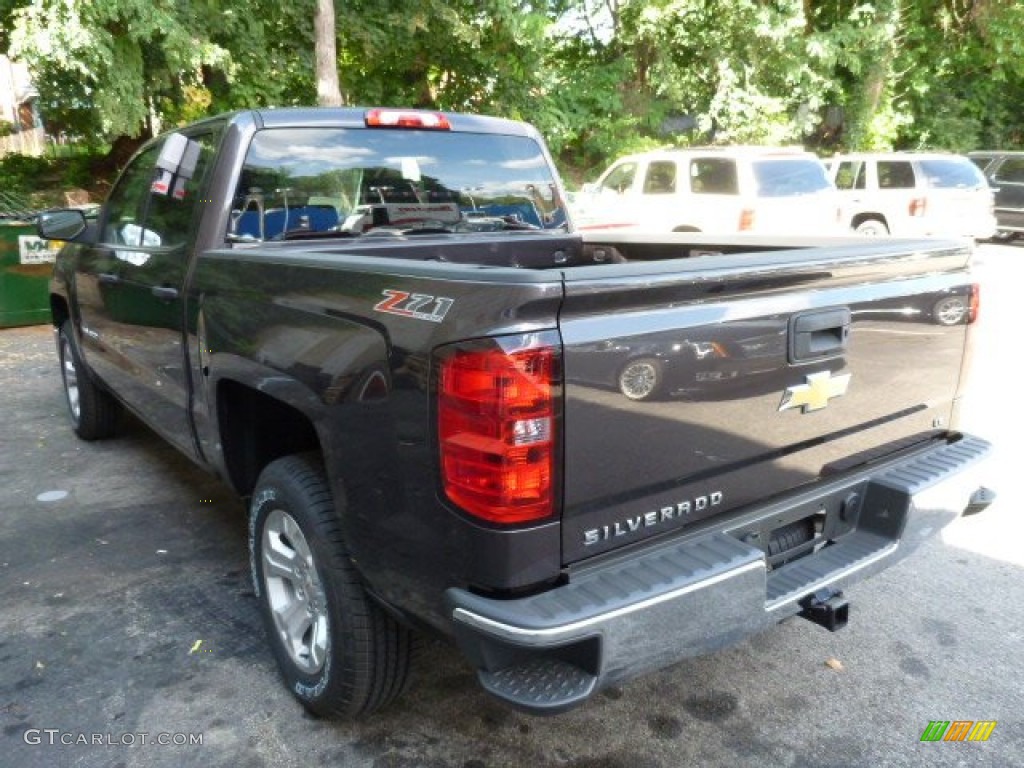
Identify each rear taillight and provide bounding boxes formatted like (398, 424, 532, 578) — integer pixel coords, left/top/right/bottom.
(739, 209, 755, 231)
(909, 196, 927, 217)
(437, 334, 559, 524)
(969, 282, 980, 324)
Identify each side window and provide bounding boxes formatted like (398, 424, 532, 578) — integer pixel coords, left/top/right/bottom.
(835, 161, 866, 190)
(642, 161, 677, 194)
(690, 159, 738, 195)
(102, 145, 162, 246)
(994, 157, 1024, 183)
(145, 133, 218, 243)
(600, 162, 637, 194)
(877, 161, 916, 189)
(102, 133, 218, 248)
(969, 156, 994, 173)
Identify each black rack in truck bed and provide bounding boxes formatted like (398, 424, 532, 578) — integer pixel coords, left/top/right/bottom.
(39, 107, 993, 717)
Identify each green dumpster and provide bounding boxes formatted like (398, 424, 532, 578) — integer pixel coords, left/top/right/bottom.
(0, 219, 58, 328)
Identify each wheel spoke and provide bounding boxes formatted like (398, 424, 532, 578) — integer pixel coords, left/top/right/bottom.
(282, 514, 313, 563)
(263, 535, 300, 581)
(308, 614, 328, 668)
(276, 596, 311, 637)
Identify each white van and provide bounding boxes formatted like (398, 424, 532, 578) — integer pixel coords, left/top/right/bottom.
(568, 146, 842, 235)
(826, 152, 996, 239)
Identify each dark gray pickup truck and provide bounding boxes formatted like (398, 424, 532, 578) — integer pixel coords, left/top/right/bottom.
(40, 107, 993, 718)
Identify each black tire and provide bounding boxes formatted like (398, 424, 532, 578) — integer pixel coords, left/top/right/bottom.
(249, 454, 413, 718)
(57, 320, 122, 440)
(618, 357, 665, 401)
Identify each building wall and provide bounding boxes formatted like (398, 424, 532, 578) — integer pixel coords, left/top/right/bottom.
(0, 55, 43, 155)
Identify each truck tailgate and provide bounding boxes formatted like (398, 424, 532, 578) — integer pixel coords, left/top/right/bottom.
(558, 238, 976, 563)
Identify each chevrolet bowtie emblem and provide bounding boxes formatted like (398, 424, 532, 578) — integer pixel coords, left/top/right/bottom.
(778, 371, 851, 413)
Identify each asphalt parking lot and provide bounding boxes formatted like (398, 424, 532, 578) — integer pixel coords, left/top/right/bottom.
(1, 243, 1021, 768)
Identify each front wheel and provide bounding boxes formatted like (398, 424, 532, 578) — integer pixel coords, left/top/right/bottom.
(250, 454, 413, 718)
(57, 320, 122, 440)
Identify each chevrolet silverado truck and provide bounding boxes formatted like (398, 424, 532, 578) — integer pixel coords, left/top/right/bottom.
(39, 107, 994, 718)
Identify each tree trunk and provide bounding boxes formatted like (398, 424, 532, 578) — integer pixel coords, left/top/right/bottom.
(314, 0, 344, 106)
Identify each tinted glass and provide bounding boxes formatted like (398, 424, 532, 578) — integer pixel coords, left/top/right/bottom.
(690, 158, 738, 195)
(993, 157, 1024, 183)
(103, 134, 218, 248)
(877, 161, 916, 189)
(103, 145, 161, 246)
(834, 160, 866, 190)
(643, 161, 677, 194)
(918, 158, 986, 189)
(233, 127, 566, 238)
(601, 162, 637, 194)
(969, 155, 995, 172)
(752, 159, 831, 197)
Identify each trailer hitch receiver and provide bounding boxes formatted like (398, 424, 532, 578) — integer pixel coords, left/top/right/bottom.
(798, 588, 849, 631)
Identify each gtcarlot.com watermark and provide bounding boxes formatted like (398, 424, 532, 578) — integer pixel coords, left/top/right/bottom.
(23, 729, 203, 747)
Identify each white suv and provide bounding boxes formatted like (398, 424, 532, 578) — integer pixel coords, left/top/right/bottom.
(568, 146, 842, 235)
(826, 152, 996, 239)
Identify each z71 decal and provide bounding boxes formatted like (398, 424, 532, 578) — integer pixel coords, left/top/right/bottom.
(374, 289, 454, 323)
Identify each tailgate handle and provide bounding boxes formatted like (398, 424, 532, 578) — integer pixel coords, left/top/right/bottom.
(789, 308, 851, 362)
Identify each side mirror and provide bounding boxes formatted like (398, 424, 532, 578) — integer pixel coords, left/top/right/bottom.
(37, 209, 87, 241)
(580, 182, 598, 194)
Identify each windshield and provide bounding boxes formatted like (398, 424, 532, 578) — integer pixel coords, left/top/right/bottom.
(752, 158, 832, 197)
(229, 127, 567, 240)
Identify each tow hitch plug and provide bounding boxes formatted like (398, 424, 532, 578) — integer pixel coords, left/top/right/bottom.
(798, 588, 849, 632)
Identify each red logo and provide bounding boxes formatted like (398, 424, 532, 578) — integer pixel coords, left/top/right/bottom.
(374, 290, 454, 323)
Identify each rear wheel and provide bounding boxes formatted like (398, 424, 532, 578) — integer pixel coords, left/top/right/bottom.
(250, 454, 414, 717)
(854, 218, 889, 236)
(618, 358, 664, 401)
(57, 320, 121, 440)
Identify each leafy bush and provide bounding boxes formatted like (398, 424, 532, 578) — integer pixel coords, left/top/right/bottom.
(0, 151, 113, 209)
(0, 154, 54, 198)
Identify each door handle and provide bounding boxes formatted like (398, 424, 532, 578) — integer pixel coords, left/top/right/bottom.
(789, 308, 851, 363)
(151, 286, 179, 301)
(98, 273, 120, 285)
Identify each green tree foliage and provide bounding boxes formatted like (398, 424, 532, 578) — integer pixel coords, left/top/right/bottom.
(6, 0, 1024, 180)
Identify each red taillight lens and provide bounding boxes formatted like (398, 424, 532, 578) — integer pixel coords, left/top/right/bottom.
(437, 335, 559, 524)
(365, 108, 451, 130)
(968, 282, 980, 324)
(909, 196, 927, 217)
(738, 208, 755, 231)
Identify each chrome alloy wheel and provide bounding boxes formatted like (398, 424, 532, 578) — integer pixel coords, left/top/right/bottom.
(261, 509, 329, 674)
(60, 333, 81, 423)
(933, 296, 967, 326)
(620, 360, 660, 400)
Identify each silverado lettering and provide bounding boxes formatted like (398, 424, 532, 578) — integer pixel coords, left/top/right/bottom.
(40, 106, 993, 720)
(583, 492, 725, 546)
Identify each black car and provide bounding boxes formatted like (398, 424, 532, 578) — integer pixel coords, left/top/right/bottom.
(969, 150, 1024, 239)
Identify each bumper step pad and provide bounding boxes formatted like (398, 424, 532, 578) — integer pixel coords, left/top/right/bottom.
(478, 658, 597, 714)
